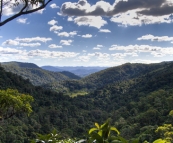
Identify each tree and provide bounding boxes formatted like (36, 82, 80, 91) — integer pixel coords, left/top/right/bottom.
(0, 0, 52, 26)
(0, 88, 34, 121)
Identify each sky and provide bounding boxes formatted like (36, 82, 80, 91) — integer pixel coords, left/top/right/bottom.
(0, 0, 173, 67)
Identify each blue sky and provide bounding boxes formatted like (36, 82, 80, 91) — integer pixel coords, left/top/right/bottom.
(0, 0, 173, 66)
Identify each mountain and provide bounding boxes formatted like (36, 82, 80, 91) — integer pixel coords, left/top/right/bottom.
(1, 61, 81, 86)
(57, 62, 172, 92)
(41, 66, 108, 77)
(1, 61, 173, 143)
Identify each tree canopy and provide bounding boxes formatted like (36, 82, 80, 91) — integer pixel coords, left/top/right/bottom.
(0, 88, 33, 121)
(0, 0, 52, 26)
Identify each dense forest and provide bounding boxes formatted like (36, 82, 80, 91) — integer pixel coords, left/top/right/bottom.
(0, 61, 173, 143)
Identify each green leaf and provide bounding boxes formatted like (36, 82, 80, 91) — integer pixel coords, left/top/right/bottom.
(153, 139, 167, 143)
(91, 132, 103, 143)
(89, 128, 98, 134)
(95, 122, 100, 129)
(110, 127, 120, 135)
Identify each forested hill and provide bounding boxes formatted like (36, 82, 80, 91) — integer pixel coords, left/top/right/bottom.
(1, 61, 81, 86)
(1, 62, 173, 143)
(59, 62, 173, 92)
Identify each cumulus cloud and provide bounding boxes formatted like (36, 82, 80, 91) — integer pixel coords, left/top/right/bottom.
(93, 45, 103, 50)
(61, 0, 173, 17)
(0, 46, 24, 54)
(137, 34, 173, 43)
(2, 39, 19, 46)
(61, 0, 173, 26)
(15, 37, 52, 43)
(48, 20, 58, 25)
(2, 37, 52, 48)
(99, 29, 111, 33)
(82, 34, 92, 38)
(73, 16, 107, 28)
(50, 25, 63, 32)
(75, 55, 91, 62)
(27, 49, 79, 58)
(109, 44, 173, 57)
(48, 44, 62, 48)
(36, 8, 45, 14)
(50, 3, 59, 9)
(20, 43, 41, 47)
(60, 40, 73, 45)
(17, 18, 28, 24)
(57, 31, 77, 37)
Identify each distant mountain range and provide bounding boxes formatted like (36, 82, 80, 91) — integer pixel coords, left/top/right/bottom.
(1, 62, 81, 86)
(41, 66, 108, 77)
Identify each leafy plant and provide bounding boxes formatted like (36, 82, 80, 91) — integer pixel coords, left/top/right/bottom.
(31, 129, 76, 143)
(87, 118, 138, 143)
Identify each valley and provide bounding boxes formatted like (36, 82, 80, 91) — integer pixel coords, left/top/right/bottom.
(0, 61, 173, 143)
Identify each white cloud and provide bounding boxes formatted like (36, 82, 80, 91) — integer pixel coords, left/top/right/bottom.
(58, 31, 77, 37)
(67, 17, 74, 21)
(110, 9, 172, 27)
(61, 0, 173, 17)
(20, 43, 41, 47)
(82, 34, 92, 38)
(93, 45, 103, 50)
(27, 49, 79, 58)
(2, 37, 51, 48)
(137, 34, 173, 43)
(48, 44, 62, 48)
(74, 16, 107, 29)
(61, 0, 173, 26)
(75, 55, 91, 62)
(99, 29, 111, 33)
(109, 44, 173, 57)
(50, 3, 59, 9)
(0, 36, 2, 38)
(48, 20, 58, 25)
(97, 45, 103, 48)
(0, 46, 24, 54)
(15, 37, 52, 43)
(58, 32, 70, 37)
(17, 18, 28, 24)
(35, 8, 45, 14)
(2, 39, 19, 46)
(60, 40, 73, 45)
(93, 47, 100, 50)
(50, 25, 63, 32)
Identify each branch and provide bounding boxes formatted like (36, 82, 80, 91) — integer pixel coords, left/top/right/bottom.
(0, 0, 52, 26)
(0, 0, 3, 22)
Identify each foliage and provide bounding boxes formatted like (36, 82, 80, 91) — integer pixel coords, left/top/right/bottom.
(1, 62, 173, 142)
(1, 62, 73, 86)
(0, 88, 33, 120)
(87, 119, 138, 143)
(0, 0, 52, 26)
(153, 124, 173, 143)
(31, 129, 76, 143)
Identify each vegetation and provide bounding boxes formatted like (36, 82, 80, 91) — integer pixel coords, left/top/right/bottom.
(0, 61, 173, 143)
(1, 62, 80, 86)
(0, 89, 33, 120)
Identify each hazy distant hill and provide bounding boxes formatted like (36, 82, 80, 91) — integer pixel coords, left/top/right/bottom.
(41, 66, 108, 77)
(1, 62, 81, 86)
(57, 62, 173, 92)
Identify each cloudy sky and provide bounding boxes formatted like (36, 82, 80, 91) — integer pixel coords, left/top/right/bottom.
(0, 0, 173, 67)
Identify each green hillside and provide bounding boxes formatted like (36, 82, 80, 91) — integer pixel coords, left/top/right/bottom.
(0, 62, 173, 143)
(1, 62, 80, 86)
